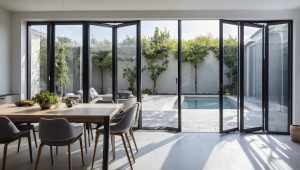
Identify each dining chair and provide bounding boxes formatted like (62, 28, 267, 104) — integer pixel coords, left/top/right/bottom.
(35, 118, 84, 170)
(87, 99, 114, 146)
(91, 103, 139, 170)
(0, 116, 33, 170)
(15, 122, 38, 152)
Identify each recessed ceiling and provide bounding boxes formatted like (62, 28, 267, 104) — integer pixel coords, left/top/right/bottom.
(0, 0, 299, 12)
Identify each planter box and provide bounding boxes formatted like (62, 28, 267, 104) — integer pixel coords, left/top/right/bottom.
(290, 125, 300, 143)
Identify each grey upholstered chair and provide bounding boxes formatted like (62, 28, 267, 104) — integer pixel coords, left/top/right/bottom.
(15, 122, 38, 151)
(91, 103, 140, 169)
(0, 116, 33, 170)
(35, 118, 84, 170)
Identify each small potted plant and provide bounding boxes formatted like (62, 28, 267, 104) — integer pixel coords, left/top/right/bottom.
(32, 91, 59, 110)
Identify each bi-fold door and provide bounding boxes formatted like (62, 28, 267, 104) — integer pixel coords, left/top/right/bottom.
(219, 20, 292, 134)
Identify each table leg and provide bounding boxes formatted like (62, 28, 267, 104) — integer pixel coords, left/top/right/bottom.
(103, 117, 110, 170)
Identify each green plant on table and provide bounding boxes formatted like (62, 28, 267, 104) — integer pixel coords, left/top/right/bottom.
(32, 91, 59, 106)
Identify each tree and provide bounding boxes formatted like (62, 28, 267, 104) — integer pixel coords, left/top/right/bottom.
(223, 36, 239, 94)
(123, 66, 136, 95)
(91, 39, 112, 94)
(181, 35, 218, 94)
(118, 35, 137, 94)
(55, 37, 71, 96)
(142, 27, 175, 94)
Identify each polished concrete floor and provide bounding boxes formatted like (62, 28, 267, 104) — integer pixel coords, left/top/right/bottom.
(1, 131, 300, 170)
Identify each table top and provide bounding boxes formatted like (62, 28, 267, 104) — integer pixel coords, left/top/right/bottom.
(0, 103, 123, 123)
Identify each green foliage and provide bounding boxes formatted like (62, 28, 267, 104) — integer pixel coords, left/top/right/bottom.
(180, 34, 219, 94)
(223, 36, 239, 95)
(91, 39, 113, 94)
(55, 37, 71, 95)
(33, 91, 59, 105)
(39, 47, 47, 85)
(123, 66, 136, 95)
(142, 88, 153, 95)
(142, 27, 176, 94)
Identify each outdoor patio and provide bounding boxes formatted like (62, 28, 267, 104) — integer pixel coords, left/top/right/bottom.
(141, 95, 288, 132)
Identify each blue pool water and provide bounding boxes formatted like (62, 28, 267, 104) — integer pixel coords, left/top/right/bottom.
(182, 97, 237, 109)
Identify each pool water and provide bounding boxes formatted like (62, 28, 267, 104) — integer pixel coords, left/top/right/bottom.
(182, 97, 237, 109)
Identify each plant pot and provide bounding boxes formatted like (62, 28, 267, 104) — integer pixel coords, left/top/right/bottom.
(39, 103, 52, 110)
(290, 125, 300, 143)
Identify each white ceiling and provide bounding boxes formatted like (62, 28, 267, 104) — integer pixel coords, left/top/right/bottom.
(0, 0, 299, 12)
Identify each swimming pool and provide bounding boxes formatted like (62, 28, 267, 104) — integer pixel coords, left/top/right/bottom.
(182, 97, 237, 109)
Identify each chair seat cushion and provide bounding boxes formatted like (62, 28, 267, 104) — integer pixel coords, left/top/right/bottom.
(41, 126, 83, 146)
(0, 131, 29, 143)
(16, 124, 34, 131)
(96, 122, 123, 134)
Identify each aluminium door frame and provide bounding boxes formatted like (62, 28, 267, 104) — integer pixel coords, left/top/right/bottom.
(240, 22, 265, 133)
(219, 19, 240, 134)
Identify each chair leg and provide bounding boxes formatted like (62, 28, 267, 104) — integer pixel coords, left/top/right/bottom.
(79, 137, 84, 167)
(32, 128, 38, 148)
(91, 132, 100, 169)
(129, 128, 138, 152)
(121, 134, 133, 170)
(27, 134, 33, 163)
(2, 143, 8, 170)
(111, 135, 116, 159)
(68, 144, 72, 170)
(89, 123, 94, 140)
(17, 139, 21, 152)
(83, 124, 87, 154)
(86, 123, 91, 147)
(50, 146, 54, 165)
(35, 143, 45, 170)
(56, 146, 58, 156)
(125, 132, 135, 163)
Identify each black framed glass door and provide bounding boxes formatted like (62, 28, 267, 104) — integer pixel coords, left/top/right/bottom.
(219, 20, 240, 133)
(266, 21, 292, 134)
(240, 22, 264, 132)
(219, 20, 292, 134)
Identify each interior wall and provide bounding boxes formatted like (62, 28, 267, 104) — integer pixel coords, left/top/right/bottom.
(9, 9, 300, 124)
(0, 7, 10, 94)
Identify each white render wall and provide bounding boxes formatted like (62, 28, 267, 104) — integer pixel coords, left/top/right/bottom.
(0, 7, 10, 94)
(8, 9, 300, 124)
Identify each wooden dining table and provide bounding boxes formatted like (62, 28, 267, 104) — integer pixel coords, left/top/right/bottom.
(0, 103, 123, 170)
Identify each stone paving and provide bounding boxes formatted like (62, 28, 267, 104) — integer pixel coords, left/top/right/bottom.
(142, 95, 287, 132)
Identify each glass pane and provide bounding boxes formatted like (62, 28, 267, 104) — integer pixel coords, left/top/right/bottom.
(54, 25, 83, 100)
(117, 25, 138, 118)
(89, 25, 113, 102)
(222, 23, 239, 131)
(29, 25, 48, 98)
(141, 21, 178, 129)
(268, 24, 289, 132)
(181, 20, 219, 132)
(243, 25, 263, 129)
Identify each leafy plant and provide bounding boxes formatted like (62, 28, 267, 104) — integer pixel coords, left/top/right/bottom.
(223, 36, 239, 95)
(91, 39, 112, 94)
(142, 27, 176, 94)
(180, 35, 218, 94)
(142, 88, 153, 95)
(123, 66, 136, 95)
(32, 91, 59, 105)
(55, 37, 71, 96)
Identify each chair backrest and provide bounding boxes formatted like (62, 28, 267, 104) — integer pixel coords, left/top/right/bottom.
(113, 103, 139, 132)
(118, 98, 136, 112)
(0, 116, 20, 140)
(39, 118, 74, 141)
(132, 102, 140, 126)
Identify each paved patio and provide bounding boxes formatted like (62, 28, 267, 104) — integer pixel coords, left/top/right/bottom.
(142, 95, 288, 132)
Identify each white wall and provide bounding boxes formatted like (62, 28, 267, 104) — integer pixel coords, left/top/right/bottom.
(9, 9, 300, 124)
(0, 7, 10, 94)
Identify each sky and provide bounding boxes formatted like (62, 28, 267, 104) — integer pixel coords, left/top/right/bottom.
(36, 20, 260, 46)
